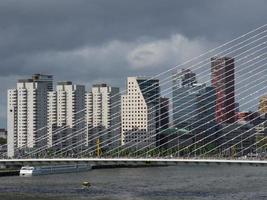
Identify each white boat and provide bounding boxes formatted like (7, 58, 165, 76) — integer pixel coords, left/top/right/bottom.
(19, 164, 92, 176)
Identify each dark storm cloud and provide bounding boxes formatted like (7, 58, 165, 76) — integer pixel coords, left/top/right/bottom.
(0, 0, 267, 127)
(0, 0, 266, 59)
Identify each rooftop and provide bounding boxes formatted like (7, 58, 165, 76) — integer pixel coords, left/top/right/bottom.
(57, 81, 73, 85)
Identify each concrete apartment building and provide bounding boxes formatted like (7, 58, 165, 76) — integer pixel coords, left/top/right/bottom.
(7, 74, 53, 158)
(85, 84, 120, 150)
(47, 82, 85, 152)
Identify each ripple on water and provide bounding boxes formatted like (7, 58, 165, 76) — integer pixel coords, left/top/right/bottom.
(0, 165, 266, 200)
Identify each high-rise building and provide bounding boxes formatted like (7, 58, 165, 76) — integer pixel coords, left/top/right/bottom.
(159, 97, 169, 130)
(156, 97, 169, 147)
(85, 83, 120, 150)
(211, 57, 235, 123)
(7, 74, 53, 158)
(196, 86, 217, 128)
(172, 69, 216, 129)
(172, 69, 197, 88)
(121, 77, 160, 148)
(47, 81, 85, 151)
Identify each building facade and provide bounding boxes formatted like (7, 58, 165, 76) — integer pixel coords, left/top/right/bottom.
(121, 77, 160, 149)
(259, 95, 267, 115)
(156, 97, 170, 147)
(47, 82, 85, 152)
(255, 96, 267, 151)
(159, 97, 169, 130)
(7, 74, 53, 158)
(172, 69, 216, 129)
(172, 69, 197, 128)
(219, 123, 256, 157)
(211, 57, 236, 124)
(85, 83, 120, 151)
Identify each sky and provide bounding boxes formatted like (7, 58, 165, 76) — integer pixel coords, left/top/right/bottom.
(0, 0, 267, 127)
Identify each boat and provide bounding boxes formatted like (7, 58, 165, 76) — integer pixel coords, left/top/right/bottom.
(82, 181, 91, 188)
(19, 164, 92, 176)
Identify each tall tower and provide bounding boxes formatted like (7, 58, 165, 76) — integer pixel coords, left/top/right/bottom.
(7, 74, 53, 158)
(172, 69, 197, 88)
(172, 69, 216, 129)
(85, 83, 120, 150)
(211, 57, 235, 124)
(159, 97, 169, 130)
(172, 69, 199, 128)
(47, 82, 85, 151)
(121, 77, 160, 148)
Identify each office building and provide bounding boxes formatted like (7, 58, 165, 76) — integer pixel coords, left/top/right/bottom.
(155, 97, 169, 147)
(219, 123, 256, 157)
(121, 77, 160, 148)
(172, 69, 197, 88)
(211, 57, 236, 123)
(172, 69, 216, 129)
(158, 128, 194, 153)
(172, 69, 198, 127)
(159, 97, 169, 130)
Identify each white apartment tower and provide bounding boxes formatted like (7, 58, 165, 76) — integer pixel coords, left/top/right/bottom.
(121, 77, 160, 149)
(85, 84, 120, 150)
(47, 82, 85, 151)
(7, 74, 53, 158)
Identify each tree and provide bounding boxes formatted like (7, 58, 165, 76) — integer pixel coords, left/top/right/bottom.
(0, 138, 6, 145)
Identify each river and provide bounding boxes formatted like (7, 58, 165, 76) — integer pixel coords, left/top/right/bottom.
(0, 165, 266, 200)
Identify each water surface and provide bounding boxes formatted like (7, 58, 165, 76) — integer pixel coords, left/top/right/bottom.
(0, 165, 266, 200)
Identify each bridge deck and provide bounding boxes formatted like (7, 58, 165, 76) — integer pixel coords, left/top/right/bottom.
(0, 158, 267, 166)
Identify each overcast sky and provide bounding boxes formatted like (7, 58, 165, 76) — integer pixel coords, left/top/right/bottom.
(0, 0, 267, 127)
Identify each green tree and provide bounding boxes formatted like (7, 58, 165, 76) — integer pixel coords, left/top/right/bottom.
(0, 138, 7, 145)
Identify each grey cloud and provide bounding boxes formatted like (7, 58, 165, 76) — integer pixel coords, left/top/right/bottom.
(0, 0, 266, 61)
(0, 0, 266, 127)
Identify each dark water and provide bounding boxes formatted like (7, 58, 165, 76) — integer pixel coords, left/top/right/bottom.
(0, 165, 266, 200)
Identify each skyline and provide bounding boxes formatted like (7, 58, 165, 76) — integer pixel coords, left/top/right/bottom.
(1, 0, 267, 127)
(4, 55, 267, 128)
(1, 2, 267, 200)
(5, 51, 266, 159)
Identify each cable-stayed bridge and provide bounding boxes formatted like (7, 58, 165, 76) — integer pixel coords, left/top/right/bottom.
(1, 158, 267, 168)
(1, 24, 267, 167)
